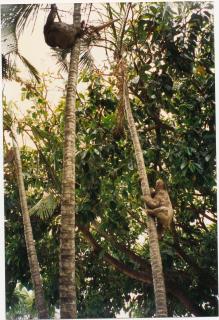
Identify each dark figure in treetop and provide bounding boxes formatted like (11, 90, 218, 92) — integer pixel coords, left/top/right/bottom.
(44, 4, 118, 49)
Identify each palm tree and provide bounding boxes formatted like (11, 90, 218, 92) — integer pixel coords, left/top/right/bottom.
(122, 70, 167, 316)
(59, 3, 81, 318)
(3, 2, 167, 317)
(2, 4, 81, 316)
(8, 115, 48, 319)
(108, 4, 168, 316)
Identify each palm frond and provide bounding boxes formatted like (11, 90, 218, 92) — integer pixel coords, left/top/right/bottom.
(16, 4, 41, 36)
(2, 54, 9, 78)
(1, 23, 18, 56)
(29, 193, 59, 220)
(79, 50, 95, 70)
(17, 52, 40, 83)
(1, 4, 25, 28)
(1, 4, 41, 36)
(51, 48, 70, 73)
(51, 44, 96, 73)
(1, 4, 41, 82)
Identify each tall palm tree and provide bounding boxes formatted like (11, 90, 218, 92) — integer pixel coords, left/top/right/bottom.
(9, 118, 48, 319)
(2, 3, 81, 316)
(109, 4, 168, 316)
(122, 69, 167, 316)
(59, 3, 81, 319)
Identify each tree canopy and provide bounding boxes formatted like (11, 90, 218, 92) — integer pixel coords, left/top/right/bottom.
(3, 2, 217, 318)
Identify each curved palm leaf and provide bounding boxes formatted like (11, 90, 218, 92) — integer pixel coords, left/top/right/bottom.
(1, 4, 41, 82)
(51, 37, 97, 73)
(51, 48, 70, 73)
(29, 193, 59, 219)
(1, 4, 40, 35)
(16, 52, 40, 82)
(79, 50, 95, 70)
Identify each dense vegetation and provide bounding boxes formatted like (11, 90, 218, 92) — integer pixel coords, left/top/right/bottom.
(4, 2, 216, 318)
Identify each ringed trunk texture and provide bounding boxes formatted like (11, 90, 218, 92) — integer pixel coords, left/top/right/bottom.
(59, 3, 81, 319)
(12, 136, 48, 319)
(117, 59, 168, 317)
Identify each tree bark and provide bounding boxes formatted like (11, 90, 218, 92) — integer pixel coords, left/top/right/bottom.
(12, 133, 48, 319)
(116, 59, 168, 317)
(59, 3, 81, 319)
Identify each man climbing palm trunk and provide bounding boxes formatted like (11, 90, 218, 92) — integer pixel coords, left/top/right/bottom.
(116, 57, 168, 317)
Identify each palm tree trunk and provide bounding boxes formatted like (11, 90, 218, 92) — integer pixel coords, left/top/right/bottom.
(118, 59, 168, 317)
(59, 3, 81, 319)
(11, 132, 48, 319)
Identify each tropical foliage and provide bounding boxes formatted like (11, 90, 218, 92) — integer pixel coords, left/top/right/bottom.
(4, 1, 216, 318)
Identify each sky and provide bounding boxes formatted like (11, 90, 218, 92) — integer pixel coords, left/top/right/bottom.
(1, 0, 219, 319)
(2, 2, 110, 150)
(3, 3, 108, 107)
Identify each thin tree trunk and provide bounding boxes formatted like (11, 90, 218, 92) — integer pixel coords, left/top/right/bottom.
(117, 59, 168, 317)
(11, 132, 48, 319)
(59, 3, 81, 319)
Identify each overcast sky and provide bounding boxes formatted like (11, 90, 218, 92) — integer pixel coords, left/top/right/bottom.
(1, 1, 218, 318)
(3, 3, 109, 108)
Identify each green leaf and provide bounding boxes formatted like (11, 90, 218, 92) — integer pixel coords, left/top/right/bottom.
(180, 162, 187, 170)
